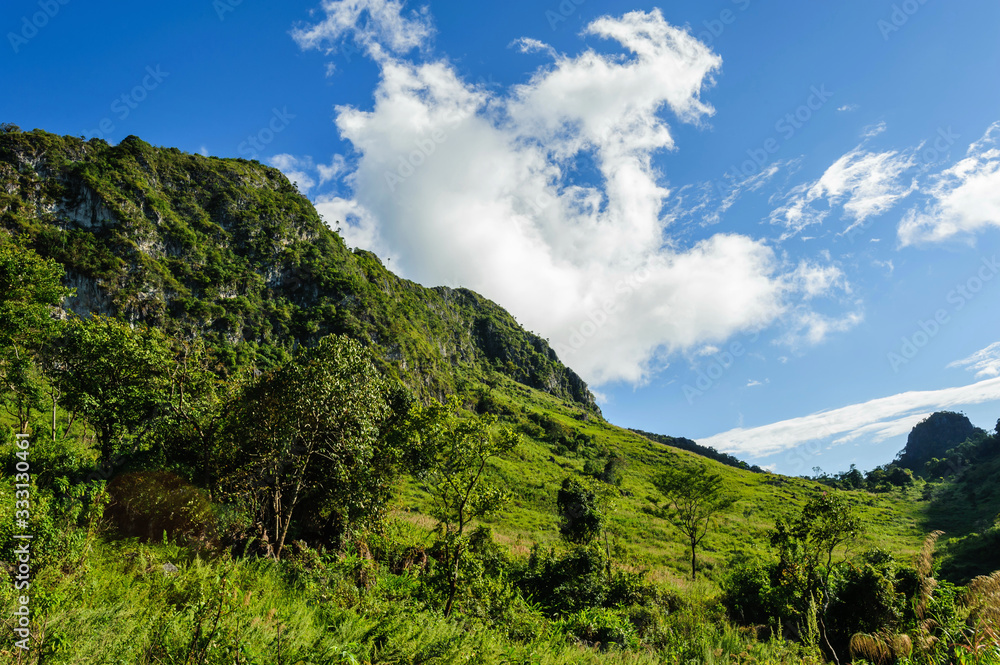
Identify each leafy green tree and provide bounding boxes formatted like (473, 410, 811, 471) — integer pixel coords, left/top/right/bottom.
(156, 337, 232, 490)
(771, 492, 860, 665)
(557, 476, 603, 546)
(653, 463, 735, 581)
(411, 396, 519, 616)
(597, 454, 627, 486)
(0, 236, 71, 432)
(223, 334, 402, 558)
(46, 316, 171, 461)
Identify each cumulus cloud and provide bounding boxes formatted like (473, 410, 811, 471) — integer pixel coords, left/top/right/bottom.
(269, 154, 318, 192)
(769, 147, 917, 239)
(898, 122, 1000, 246)
(293, 4, 855, 385)
(949, 342, 1000, 378)
(699, 376, 1000, 458)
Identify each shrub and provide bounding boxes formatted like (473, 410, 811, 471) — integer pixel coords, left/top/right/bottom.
(560, 607, 639, 650)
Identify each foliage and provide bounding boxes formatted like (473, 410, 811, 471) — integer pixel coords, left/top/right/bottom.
(557, 476, 604, 546)
(653, 462, 735, 581)
(0, 235, 71, 431)
(221, 334, 401, 558)
(409, 395, 519, 616)
(46, 315, 172, 461)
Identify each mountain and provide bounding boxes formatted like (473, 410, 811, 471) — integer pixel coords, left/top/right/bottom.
(0, 128, 597, 412)
(896, 411, 985, 471)
(630, 429, 766, 473)
(0, 125, 929, 565)
(5, 125, 981, 663)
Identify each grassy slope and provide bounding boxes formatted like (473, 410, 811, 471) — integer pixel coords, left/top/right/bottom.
(923, 451, 1000, 582)
(394, 372, 928, 585)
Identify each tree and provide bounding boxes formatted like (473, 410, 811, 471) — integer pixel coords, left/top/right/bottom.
(0, 236, 71, 433)
(653, 463, 735, 581)
(771, 492, 860, 665)
(411, 396, 519, 617)
(156, 337, 231, 490)
(557, 476, 603, 546)
(47, 316, 171, 461)
(223, 335, 402, 559)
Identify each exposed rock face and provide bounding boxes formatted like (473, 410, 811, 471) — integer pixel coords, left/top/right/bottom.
(0, 128, 600, 413)
(898, 411, 984, 470)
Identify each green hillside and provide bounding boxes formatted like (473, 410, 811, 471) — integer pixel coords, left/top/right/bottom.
(0, 129, 596, 411)
(1, 126, 997, 664)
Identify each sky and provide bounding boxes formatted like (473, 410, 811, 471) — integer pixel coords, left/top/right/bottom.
(3, 0, 1000, 475)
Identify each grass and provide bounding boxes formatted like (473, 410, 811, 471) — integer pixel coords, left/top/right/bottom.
(393, 372, 931, 585)
(0, 536, 824, 664)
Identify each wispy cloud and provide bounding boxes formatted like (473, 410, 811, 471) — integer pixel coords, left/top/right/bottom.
(291, 0, 434, 57)
(949, 342, 1000, 378)
(699, 377, 1000, 457)
(898, 122, 1000, 246)
(769, 147, 916, 239)
(862, 121, 887, 139)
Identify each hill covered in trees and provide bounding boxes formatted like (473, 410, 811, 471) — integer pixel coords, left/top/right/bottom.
(1, 126, 998, 664)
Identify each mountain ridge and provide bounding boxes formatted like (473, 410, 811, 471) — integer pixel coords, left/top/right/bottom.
(0, 127, 599, 412)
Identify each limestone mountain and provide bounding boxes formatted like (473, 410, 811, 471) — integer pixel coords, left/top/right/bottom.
(0, 128, 597, 412)
(896, 411, 984, 471)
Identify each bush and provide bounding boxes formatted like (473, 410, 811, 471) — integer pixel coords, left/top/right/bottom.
(721, 553, 776, 627)
(560, 607, 639, 650)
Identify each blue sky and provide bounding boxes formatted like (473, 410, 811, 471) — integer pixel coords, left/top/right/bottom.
(4, 0, 1000, 475)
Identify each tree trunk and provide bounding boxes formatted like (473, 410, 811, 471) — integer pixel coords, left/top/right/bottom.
(691, 539, 697, 581)
(444, 543, 462, 617)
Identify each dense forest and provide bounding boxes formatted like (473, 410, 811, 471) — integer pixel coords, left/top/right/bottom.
(2, 127, 999, 664)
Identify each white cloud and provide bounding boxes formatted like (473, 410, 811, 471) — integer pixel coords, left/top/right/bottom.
(292, 5, 856, 385)
(837, 104, 859, 113)
(777, 308, 863, 348)
(746, 379, 767, 388)
(862, 121, 887, 138)
(269, 154, 317, 192)
(949, 342, 1000, 378)
(769, 147, 916, 239)
(699, 376, 1000, 458)
(789, 259, 847, 299)
(292, 0, 433, 57)
(270, 154, 350, 194)
(898, 122, 1000, 246)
